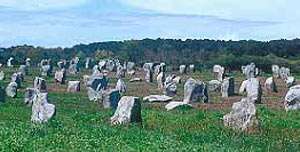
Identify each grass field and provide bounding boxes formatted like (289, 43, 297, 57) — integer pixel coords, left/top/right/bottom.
(0, 67, 300, 151)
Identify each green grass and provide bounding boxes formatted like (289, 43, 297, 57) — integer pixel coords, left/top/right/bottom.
(0, 67, 300, 151)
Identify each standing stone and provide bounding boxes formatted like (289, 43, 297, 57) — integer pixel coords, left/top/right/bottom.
(115, 79, 126, 93)
(33, 77, 47, 92)
(6, 82, 18, 97)
(179, 65, 187, 74)
(221, 77, 235, 98)
(24, 88, 37, 105)
(126, 62, 135, 72)
(7, 57, 14, 67)
(31, 92, 55, 123)
(284, 85, 300, 111)
(54, 69, 66, 84)
(164, 75, 177, 96)
(213, 65, 225, 81)
(103, 89, 121, 110)
(116, 65, 126, 79)
(110, 96, 142, 125)
(87, 76, 108, 101)
(285, 76, 295, 88)
(83, 75, 90, 86)
(272, 65, 280, 78)
(0, 87, 5, 103)
(67, 81, 80, 92)
(68, 57, 79, 75)
(189, 64, 195, 73)
(25, 58, 31, 67)
(223, 98, 259, 131)
(18, 65, 28, 75)
(92, 65, 102, 76)
(239, 78, 262, 103)
(0, 71, 4, 80)
(145, 68, 153, 83)
(264, 77, 277, 92)
(208, 80, 222, 92)
(106, 59, 116, 72)
(242, 63, 256, 79)
(11, 73, 22, 88)
(279, 67, 290, 80)
(41, 65, 52, 76)
(157, 72, 165, 90)
(85, 58, 91, 69)
(183, 78, 208, 103)
(57, 60, 66, 69)
(98, 60, 107, 71)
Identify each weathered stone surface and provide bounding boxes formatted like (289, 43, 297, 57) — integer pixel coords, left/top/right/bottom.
(92, 65, 102, 76)
(11, 72, 22, 88)
(221, 77, 235, 98)
(106, 59, 116, 72)
(183, 78, 208, 103)
(116, 65, 126, 79)
(25, 58, 31, 67)
(179, 65, 186, 74)
(143, 95, 172, 102)
(6, 82, 17, 98)
(264, 77, 277, 92)
(285, 76, 295, 87)
(34, 77, 47, 92)
(0, 87, 5, 103)
(241, 63, 256, 79)
(223, 98, 259, 131)
(213, 65, 225, 81)
(189, 64, 195, 73)
(164, 75, 177, 96)
(24, 88, 37, 105)
(54, 69, 66, 84)
(115, 79, 126, 93)
(18, 65, 28, 75)
(165, 101, 192, 111)
(145, 69, 153, 83)
(208, 80, 221, 92)
(57, 60, 66, 69)
(31, 92, 55, 123)
(157, 72, 165, 90)
(7, 57, 14, 67)
(98, 60, 107, 70)
(279, 67, 290, 80)
(272, 65, 280, 78)
(87, 76, 108, 101)
(103, 89, 121, 110)
(173, 76, 182, 84)
(110, 96, 142, 125)
(68, 63, 79, 74)
(129, 78, 142, 82)
(239, 78, 262, 103)
(126, 62, 135, 74)
(0, 71, 4, 80)
(284, 85, 300, 111)
(67, 81, 80, 92)
(41, 65, 52, 76)
(85, 58, 91, 69)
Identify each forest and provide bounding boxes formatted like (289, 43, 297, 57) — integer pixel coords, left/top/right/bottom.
(1, 38, 300, 72)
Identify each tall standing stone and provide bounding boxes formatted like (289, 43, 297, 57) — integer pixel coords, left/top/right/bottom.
(6, 82, 18, 98)
(103, 89, 121, 110)
(54, 69, 66, 84)
(179, 65, 187, 74)
(31, 92, 55, 123)
(115, 79, 126, 93)
(223, 98, 259, 131)
(183, 78, 208, 103)
(87, 76, 108, 101)
(7, 57, 14, 67)
(164, 75, 177, 96)
(25, 58, 31, 67)
(110, 96, 142, 125)
(33, 77, 47, 92)
(264, 77, 277, 92)
(18, 65, 28, 75)
(213, 65, 225, 81)
(272, 65, 280, 78)
(239, 78, 262, 103)
(221, 77, 235, 98)
(157, 72, 165, 90)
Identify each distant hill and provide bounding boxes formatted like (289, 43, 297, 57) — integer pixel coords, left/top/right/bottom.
(1, 38, 300, 72)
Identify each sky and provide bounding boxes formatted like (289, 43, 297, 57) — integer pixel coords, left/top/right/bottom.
(0, 0, 299, 47)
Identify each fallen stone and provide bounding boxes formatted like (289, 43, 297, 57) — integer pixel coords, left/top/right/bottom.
(143, 95, 173, 102)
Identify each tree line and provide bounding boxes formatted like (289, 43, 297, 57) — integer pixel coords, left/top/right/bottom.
(1, 38, 300, 72)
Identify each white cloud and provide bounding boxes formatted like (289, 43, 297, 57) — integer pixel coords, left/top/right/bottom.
(120, 0, 299, 21)
(0, 0, 88, 10)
